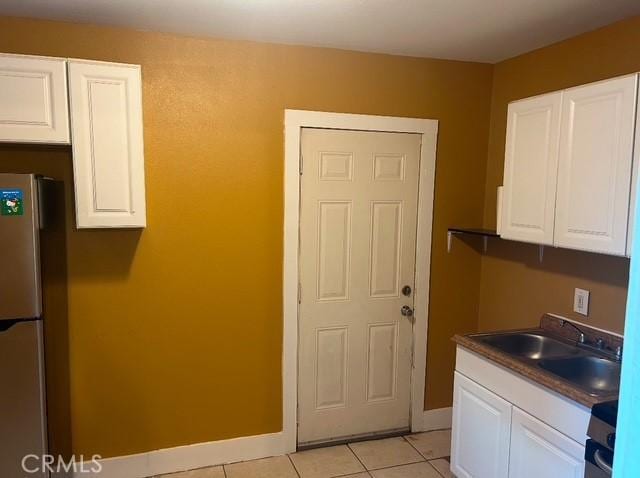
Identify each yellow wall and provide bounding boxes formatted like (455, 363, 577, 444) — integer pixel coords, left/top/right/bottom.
(0, 16, 493, 457)
(478, 17, 639, 334)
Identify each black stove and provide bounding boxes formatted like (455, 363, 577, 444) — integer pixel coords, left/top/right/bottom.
(585, 400, 617, 477)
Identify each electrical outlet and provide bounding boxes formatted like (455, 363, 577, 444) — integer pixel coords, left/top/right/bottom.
(574, 288, 590, 316)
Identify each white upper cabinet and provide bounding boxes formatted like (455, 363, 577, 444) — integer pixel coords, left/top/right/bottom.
(0, 54, 70, 144)
(500, 74, 639, 256)
(451, 372, 511, 478)
(509, 408, 585, 478)
(501, 92, 562, 245)
(68, 60, 146, 228)
(555, 75, 638, 255)
(627, 98, 640, 256)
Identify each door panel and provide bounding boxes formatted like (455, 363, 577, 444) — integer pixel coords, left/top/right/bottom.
(298, 128, 421, 445)
(500, 92, 562, 245)
(317, 201, 352, 300)
(370, 201, 402, 297)
(555, 75, 638, 255)
(366, 322, 398, 402)
(451, 372, 511, 478)
(509, 408, 584, 478)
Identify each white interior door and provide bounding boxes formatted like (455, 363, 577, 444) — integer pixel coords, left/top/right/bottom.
(298, 128, 421, 445)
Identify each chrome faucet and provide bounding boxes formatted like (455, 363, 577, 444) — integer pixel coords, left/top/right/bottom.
(560, 319, 585, 344)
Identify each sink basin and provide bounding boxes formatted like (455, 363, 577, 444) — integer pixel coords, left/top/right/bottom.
(538, 356, 621, 395)
(477, 333, 580, 360)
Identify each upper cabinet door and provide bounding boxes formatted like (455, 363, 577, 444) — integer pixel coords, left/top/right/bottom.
(509, 408, 584, 478)
(500, 92, 562, 245)
(68, 60, 146, 228)
(451, 372, 511, 478)
(554, 75, 638, 255)
(0, 54, 70, 144)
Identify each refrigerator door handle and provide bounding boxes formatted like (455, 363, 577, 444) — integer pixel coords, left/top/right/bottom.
(0, 319, 21, 332)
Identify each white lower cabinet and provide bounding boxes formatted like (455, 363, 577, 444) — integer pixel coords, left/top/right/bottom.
(452, 372, 511, 478)
(452, 348, 588, 478)
(509, 408, 585, 478)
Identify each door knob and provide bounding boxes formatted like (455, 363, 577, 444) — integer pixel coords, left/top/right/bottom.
(401, 306, 414, 317)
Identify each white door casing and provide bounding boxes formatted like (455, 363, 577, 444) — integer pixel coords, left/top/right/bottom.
(0, 53, 70, 144)
(451, 372, 511, 478)
(283, 110, 438, 452)
(500, 92, 562, 245)
(554, 74, 638, 255)
(298, 128, 420, 444)
(509, 408, 585, 478)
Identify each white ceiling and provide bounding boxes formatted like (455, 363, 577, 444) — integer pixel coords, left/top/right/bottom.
(2, 0, 640, 63)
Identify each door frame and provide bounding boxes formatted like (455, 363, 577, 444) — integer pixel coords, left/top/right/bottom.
(283, 110, 438, 450)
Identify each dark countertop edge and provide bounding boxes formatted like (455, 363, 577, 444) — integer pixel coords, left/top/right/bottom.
(452, 332, 618, 409)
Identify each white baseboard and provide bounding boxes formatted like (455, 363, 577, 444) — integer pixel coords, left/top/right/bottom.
(69, 408, 451, 478)
(422, 407, 452, 431)
(74, 431, 289, 478)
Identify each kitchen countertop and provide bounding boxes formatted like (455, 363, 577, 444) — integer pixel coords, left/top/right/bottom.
(453, 315, 621, 408)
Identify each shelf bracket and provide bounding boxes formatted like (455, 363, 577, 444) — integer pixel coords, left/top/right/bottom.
(483, 236, 488, 253)
(539, 245, 544, 263)
(447, 230, 453, 253)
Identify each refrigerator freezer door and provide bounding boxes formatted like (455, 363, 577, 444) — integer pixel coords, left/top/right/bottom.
(0, 320, 47, 477)
(0, 174, 41, 320)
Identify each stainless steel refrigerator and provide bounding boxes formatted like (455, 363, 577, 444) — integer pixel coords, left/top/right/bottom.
(0, 174, 50, 478)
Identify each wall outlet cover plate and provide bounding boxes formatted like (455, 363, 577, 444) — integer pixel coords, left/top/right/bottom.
(574, 288, 590, 316)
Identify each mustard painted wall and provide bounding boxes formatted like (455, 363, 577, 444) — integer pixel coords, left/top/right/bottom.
(0, 16, 493, 457)
(478, 17, 639, 334)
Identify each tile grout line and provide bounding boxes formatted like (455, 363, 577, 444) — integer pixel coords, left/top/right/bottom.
(402, 433, 428, 459)
(347, 438, 429, 476)
(403, 432, 453, 477)
(286, 453, 302, 478)
(345, 443, 371, 476)
(425, 459, 447, 478)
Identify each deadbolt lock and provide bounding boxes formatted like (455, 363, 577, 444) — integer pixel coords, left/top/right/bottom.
(402, 285, 412, 296)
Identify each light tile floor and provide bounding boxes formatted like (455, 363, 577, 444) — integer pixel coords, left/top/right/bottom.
(157, 429, 454, 478)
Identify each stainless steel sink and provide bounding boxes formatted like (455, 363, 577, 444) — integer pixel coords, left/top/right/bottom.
(473, 331, 621, 396)
(477, 332, 580, 360)
(538, 356, 621, 395)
